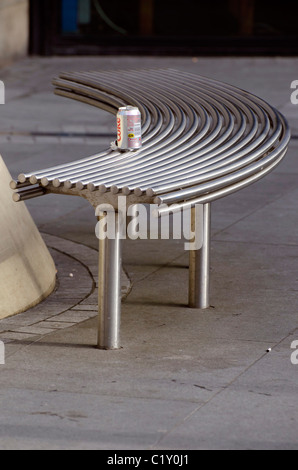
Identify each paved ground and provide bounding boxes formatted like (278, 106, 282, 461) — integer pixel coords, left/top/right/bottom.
(0, 56, 297, 450)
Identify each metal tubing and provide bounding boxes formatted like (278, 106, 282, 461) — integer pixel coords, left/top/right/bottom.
(156, 148, 288, 215)
(189, 203, 211, 309)
(10, 180, 33, 190)
(14, 68, 290, 207)
(97, 211, 122, 350)
(12, 187, 46, 202)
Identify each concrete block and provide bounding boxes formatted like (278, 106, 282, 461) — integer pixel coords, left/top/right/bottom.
(0, 0, 29, 65)
(0, 156, 56, 319)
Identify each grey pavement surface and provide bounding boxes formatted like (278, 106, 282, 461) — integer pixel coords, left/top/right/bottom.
(0, 56, 297, 450)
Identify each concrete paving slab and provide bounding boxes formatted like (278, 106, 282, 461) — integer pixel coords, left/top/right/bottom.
(0, 314, 272, 397)
(2, 142, 105, 178)
(11, 326, 57, 335)
(156, 333, 298, 450)
(156, 388, 298, 450)
(49, 311, 97, 323)
(39, 205, 99, 249)
(277, 140, 298, 175)
(0, 386, 197, 450)
(70, 305, 98, 312)
(213, 189, 298, 245)
(36, 321, 77, 330)
(211, 171, 298, 233)
(42, 234, 99, 276)
(76, 291, 99, 306)
(0, 307, 282, 450)
(228, 331, 298, 396)
(0, 332, 41, 342)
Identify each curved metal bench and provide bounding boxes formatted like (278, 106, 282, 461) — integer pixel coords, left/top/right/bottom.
(11, 69, 290, 350)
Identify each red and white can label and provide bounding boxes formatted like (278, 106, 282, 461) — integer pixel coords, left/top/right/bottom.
(127, 115, 142, 147)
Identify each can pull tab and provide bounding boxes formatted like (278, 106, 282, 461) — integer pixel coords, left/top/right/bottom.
(110, 140, 118, 151)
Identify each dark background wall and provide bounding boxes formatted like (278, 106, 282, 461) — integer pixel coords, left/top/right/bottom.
(30, 0, 298, 56)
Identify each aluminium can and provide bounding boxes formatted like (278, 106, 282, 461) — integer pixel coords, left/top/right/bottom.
(117, 106, 142, 151)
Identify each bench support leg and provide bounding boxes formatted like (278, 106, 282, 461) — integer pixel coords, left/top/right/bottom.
(189, 203, 211, 309)
(97, 211, 122, 350)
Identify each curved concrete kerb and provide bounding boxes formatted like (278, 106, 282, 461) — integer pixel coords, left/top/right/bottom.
(0, 155, 56, 319)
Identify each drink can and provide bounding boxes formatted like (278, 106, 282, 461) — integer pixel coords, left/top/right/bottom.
(117, 106, 142, 151)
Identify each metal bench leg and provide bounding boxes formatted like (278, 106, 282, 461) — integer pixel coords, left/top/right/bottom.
(189, 203, 211, 309)
(98, 211, 122, 350)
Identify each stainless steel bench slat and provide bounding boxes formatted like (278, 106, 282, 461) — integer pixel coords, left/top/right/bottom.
(17, 69, 288, 202)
